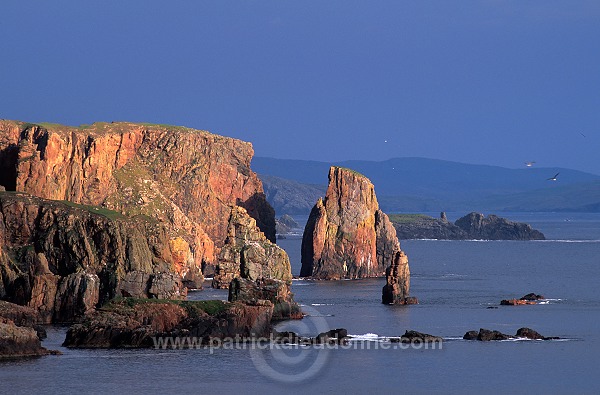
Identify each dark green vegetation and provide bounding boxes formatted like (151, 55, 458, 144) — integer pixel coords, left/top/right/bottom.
(387, 214, 435, 224)
(59, 200, 125, 220)
(254, 157, 600, 214)
(103, 298, 229, 317)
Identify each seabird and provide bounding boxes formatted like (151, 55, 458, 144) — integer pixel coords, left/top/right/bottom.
(525, 161, 536, 167)
(547, 172, 560, 181)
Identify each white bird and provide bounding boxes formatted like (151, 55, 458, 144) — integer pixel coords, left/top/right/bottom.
(525, 161, 536, 167)
(547, 172, 560, 181)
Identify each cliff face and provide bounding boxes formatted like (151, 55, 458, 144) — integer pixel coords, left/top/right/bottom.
(212, 206, 292, 288)
(454, 212, 545, 240)
(0, 192, 191, 323)
(0, 120, 276, 276)
(213, 206, 300, 320)
(300, 167, 409, 282)
(390, 212, 545, 241)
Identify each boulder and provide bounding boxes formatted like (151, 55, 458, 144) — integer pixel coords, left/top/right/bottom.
(314, 328, 349, 344)
(463, 328, 512, 341)
(400, 330, 443, 344)
(516, 327, 559, 340)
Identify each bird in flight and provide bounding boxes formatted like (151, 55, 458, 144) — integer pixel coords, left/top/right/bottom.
(525, 161, 536, 167)
(547, 172, 560, 181)
(581, 132, 586, 138)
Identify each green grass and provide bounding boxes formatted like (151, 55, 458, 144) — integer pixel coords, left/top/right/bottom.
(333, 166, 366, 178)
(388, 213, 436, 224)
(104, 297, 229, 317)
(59, 200, 125, 220)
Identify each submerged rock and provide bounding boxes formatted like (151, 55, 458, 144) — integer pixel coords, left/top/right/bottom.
(463, 328, 512, 341)
(463, 327, 559, 341)
(400, 330, 443, 343)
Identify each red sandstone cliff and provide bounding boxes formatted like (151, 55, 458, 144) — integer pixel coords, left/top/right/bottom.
(0, 120, 275, 280)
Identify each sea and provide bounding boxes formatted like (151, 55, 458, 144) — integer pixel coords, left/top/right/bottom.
(2, 212, 600, 394)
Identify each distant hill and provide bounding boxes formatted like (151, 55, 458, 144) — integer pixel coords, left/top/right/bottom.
(259, 174, 326, 215)
(254, 157, 600, 214)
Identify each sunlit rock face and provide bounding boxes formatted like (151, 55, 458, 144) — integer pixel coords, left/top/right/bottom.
(300, 166, 410, 290)
(0, 120, 276, 283)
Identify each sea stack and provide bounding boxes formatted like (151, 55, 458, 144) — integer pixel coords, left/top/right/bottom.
(300, 167, 410, 289)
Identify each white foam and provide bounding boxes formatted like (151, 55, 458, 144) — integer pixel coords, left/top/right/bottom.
(348, 333, 383, 342)
(311, 303, 334, 306)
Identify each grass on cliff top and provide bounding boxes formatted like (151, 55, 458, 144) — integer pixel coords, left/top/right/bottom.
(333, 166, 366, 178)
(388, 213, 436, 224)
(59, 200, 125, 220)
(104, 297, 229, 317)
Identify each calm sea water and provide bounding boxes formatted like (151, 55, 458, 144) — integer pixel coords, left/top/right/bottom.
(2, 213, 600, 394)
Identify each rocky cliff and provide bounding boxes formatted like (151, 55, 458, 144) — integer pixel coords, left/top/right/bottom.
(0, 192, 192, 323)
(213, 206, 300, 320)
(454, 212, 545, 240)
(0, 120, 276, 278)
(300, 167, 410, 283)
(391, 212, 545, 240)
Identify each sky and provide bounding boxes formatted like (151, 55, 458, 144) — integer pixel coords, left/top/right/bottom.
(1, 1, 600, 174)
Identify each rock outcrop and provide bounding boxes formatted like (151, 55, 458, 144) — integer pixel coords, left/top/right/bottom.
(0, 120, 276, 279)
(397, 330, 443, 344)
(301, 167, 408, 281)
(454, 213, 545, 240)
(63, 298, 273, 348)
(275, 214, 300, 235)
(0, 192, 188, 323)
(391, 212, 545, 240)
(463, 327, 559, 341)
(213, 206, 300, 320)
(0, 300, 58, 358)
(500, 293, 546, 306)
(382, 251, 417, 305)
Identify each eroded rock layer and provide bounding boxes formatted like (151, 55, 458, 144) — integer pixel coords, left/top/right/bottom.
(0, 192, 189, 323)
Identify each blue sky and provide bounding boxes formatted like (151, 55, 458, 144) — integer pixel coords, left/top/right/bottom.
(1, 1, 599, 174)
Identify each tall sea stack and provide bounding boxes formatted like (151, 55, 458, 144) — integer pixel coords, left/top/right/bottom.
(300, 166, 411, 298)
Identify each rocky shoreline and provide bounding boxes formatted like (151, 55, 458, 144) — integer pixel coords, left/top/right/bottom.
(391, 212, 546, 240)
